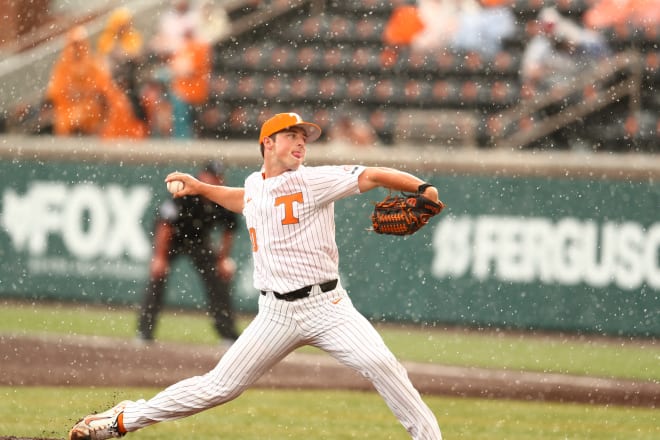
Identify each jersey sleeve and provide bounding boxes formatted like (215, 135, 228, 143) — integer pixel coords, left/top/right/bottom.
(303, 165, 365, 205)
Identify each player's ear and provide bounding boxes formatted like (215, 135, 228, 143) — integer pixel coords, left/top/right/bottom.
(262, 135, 275, 152)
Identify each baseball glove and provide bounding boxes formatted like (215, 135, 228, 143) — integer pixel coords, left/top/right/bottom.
(371, 193, 445, 235)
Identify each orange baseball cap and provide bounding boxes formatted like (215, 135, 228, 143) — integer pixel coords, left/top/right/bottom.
(259, 112, 321, 145)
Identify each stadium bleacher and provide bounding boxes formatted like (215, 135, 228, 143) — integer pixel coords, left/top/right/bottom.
(200, 0, 657, 150)
(2, 0, 657, 151)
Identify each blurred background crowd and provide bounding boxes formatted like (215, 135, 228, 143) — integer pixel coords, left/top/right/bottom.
(0, 0, 658, 151)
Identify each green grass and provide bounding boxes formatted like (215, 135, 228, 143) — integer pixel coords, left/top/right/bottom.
(1, 387, 658, 439)
(2, 301, 659, 439)
(1, 300, 658, 381)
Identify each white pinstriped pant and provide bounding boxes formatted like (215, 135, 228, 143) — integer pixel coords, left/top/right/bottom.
(121, 282, 442, 439)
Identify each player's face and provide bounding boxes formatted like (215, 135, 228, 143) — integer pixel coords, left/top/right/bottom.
(270, 128, 307, 171)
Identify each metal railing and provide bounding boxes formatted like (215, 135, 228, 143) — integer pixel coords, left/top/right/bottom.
(490, 50, 643, 149)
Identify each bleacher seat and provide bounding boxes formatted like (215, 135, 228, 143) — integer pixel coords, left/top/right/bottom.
(236, 75, 260, 100)
(262, 75, 290, 100)
(601, 24, 657, 51)
(431, 80, 461, 106)
(402, 79, 433, 105)
(295, 46, 322, 71)
(335, 0, 403, 15)
(392, 110, 480, 146)
(289, 75, 319, 102)
(298, 16, 325, 43)
(354, 17, 386, 42)
(317, 76, 348, 101)
(210, 74, 235, 100)
(204, 0, 658, 150)
(346, 77, 373, 103)
(350, 47, 382, 72)
(269, 45, 296, 70)
(321, 47, 351, 71)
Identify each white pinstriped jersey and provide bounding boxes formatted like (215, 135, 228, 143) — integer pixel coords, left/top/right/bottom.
(243, 164, 365, 293)
(115, 163, 443, 439)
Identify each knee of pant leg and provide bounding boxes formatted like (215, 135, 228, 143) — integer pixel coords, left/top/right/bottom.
(200, 373, 249, 405)
(356, 352, 404, 380)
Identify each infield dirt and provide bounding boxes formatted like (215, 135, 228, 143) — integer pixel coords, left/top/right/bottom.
(2, 333, 658, 408)
(2, 332, 659, 440)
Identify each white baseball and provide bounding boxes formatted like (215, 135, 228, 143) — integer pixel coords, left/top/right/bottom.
(167, 180, 184, 194)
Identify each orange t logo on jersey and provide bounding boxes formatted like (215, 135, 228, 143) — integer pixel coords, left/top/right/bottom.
(275, 192, 303, 225)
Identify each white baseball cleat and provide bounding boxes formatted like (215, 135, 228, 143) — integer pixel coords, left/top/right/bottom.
(68, 400, 132, 440)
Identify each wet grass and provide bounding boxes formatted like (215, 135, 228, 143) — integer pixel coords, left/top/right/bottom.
(1, 387, 658, 440)
(1, 300, 658, 381)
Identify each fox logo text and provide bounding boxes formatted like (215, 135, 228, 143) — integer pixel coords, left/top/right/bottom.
(2, 181, 151, 261)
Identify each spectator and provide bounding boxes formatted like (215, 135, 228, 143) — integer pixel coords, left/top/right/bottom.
(97, 7, 147, 126)
(139, 72, 173, 137)
(412, 0, 479, 53)
(46, 26, 146, 138)
(137, 160, 240, 345)
(197, 0, 232, 44)
(520, 7, 611, 97)
(31, 99, 55, 135)
(380, 1, 427, 67)
(46, 26, 111, 136)
(382, 0, 515, 65)
(169, 27, 212, 138)
(382, 3, 426, 48)
(150, 0, 201, 59)
(452, 0, 516, 57)
(97, 7, 144, 77)
(583, 0, 660, 29)
(100, 83, 148, 139)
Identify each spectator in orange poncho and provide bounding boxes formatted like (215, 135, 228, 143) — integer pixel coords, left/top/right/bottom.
(97, 7, 147, 136)
(381, 5, 425, 67)
(46, 26, 146, 138)
(383, 5, 425, 47)
(583, 0, 660, 29)
(47, 26, 112, 136)
(101, 81, 148, 139)
(97, 7, 143, 75)
(169, 28, 212, 138)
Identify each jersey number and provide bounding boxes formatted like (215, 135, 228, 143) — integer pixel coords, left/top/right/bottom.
(248, 227, 258, 252)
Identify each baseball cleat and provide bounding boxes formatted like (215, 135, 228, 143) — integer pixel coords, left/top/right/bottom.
(68, 400, 132, 440)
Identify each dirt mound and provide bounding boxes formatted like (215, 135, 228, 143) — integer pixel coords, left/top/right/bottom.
(2, 333, 658, 408)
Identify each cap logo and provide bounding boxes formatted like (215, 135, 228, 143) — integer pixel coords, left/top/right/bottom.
(287, 112, 303, 123)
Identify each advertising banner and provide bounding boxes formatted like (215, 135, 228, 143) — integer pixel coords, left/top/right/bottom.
(1, 156, 657, 336)
(339, 175, 658, 337)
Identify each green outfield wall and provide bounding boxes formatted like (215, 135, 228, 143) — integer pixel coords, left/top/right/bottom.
(0, 136, 658, 336)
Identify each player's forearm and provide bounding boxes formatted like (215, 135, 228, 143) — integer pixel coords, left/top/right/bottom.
(199, 184, 245, 214)
(166, 171, 245, 213)
(358, 167, 434, 195)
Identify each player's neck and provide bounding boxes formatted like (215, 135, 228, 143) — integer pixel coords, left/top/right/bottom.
(262, 160, 301, 179)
